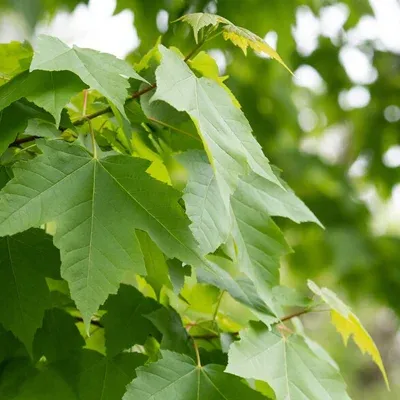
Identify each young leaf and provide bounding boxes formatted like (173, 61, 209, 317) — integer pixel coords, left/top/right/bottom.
(0, 228, 60, 353)
(101, 284, 161, 357)
(176, 13, 228, 43)
(226, 323, 351, 400)
(152, 45, 282, 206)
(308, 280, 389, 388)
(0, 140, 202, 327)
(0, 70, 86, 125)
(123, 350, 266, 400)
(178, 13, 291, 73)
(177, 150, 231, 255)
(30, 35, 148, 118)
(222, 25, 292, 74)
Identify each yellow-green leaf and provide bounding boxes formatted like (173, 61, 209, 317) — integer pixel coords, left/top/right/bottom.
(308, 280, 389, 389)
(177, 13, 291, 73)
(222, 25, 292, 74)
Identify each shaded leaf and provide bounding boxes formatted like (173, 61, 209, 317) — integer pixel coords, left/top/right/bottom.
(33, 308, 84, 362)
(0, 100, 52, 155)
(0, 70, 86, 125)
(0, 228, 60, 353)
(146, 306, 194, 356)
(137, 231, 172, 295)
(57, 349, 147, 400)
(101, 284, 160, 357)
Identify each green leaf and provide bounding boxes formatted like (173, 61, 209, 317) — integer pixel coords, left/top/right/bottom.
(0, 139, 277, 327)
(57, 349, 147, 400)
(101, 284, 160, 357)
(123, 350, 266, 400)
(0, 324, 25, 364)
(152, 45, 282, 206)
(0, 139, 204, 327)
(137, 231, 172, 295)
(230, 175, 292, 311)
(226, 323, 351, 400)
(0, 228, 60, 353)
(0, 100, 52, 155)
(177, 150, 230, 255)
(189, 51, 241, 109)
(197, 261, 277, 326)
(176, 13, 227, 43)
(178, 13, 291, 72)
(145, 306, 194, 356)
(0, 70, 86, 125)
(13, 367, 77, 400)
(167, 259, 191, 294)
(237, 173, 322, 227)
(30, 35, 148, 118)
(222, 25, 292, 74)
(24, 118, 60, 138)
(308, 280, 389, 388)
(0, 41, 32, 86)
(33, 308, 84, 362)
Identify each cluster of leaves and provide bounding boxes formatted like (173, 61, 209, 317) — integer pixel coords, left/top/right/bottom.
(0, 12, 389, 399)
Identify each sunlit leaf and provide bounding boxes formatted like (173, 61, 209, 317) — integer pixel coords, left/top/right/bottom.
(308, 280, 389, 388)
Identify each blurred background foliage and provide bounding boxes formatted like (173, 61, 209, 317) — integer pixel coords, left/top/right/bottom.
(0, 0, 399, 398)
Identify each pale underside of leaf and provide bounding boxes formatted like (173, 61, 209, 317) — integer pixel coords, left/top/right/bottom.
(152, 45, 282, 208)
(226, 324, 351, 400)
(177, 150, 231, 255)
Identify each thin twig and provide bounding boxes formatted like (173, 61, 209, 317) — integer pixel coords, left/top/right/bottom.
(9, 136, 38, 147)
(280, 308, 312, 322)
